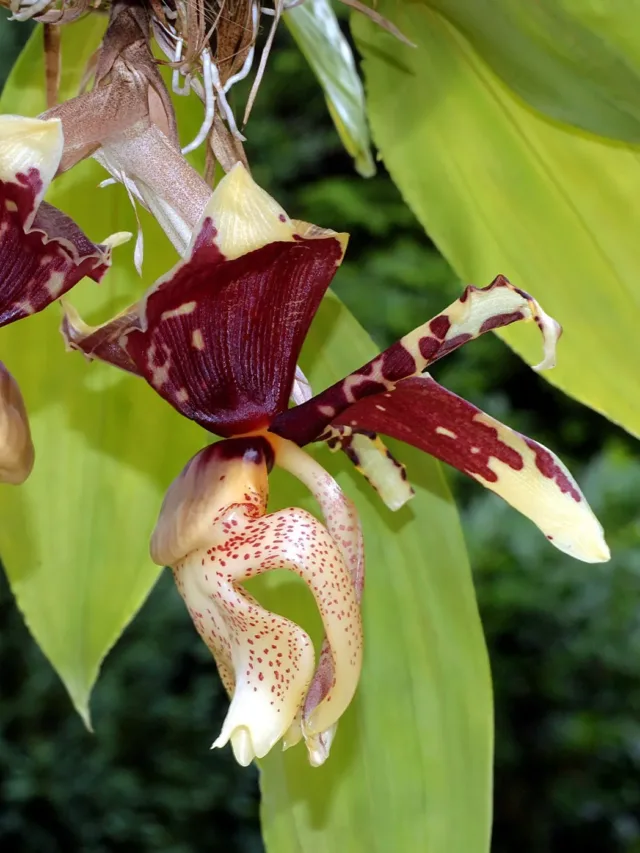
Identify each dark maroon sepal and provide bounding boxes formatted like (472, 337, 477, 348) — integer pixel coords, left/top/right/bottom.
(123, 235, 344, 436)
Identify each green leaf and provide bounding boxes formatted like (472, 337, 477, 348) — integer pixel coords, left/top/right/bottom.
(421, 1, 640, 143)
(0, 19, 203, 724)
(285, 0, 376, 177)
(259, 294, 492, 853)
(354, 3, 640, 438)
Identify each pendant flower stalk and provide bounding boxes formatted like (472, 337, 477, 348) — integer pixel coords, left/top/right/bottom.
(42, 1, 212, 256)
(63, 163, 609, 766)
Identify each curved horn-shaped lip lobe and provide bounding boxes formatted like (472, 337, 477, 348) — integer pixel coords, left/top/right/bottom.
(0, 115, 111, 328)
(157, 434, 363, 766)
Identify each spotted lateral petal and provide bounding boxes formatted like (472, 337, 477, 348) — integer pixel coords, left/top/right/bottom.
(0, 115, 112, 327)
(271, 274, 560, 446)
(151, 437, 362, 766)
(330, 375, 609, 563)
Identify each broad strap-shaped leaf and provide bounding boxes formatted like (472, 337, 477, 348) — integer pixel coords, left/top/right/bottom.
(353, 3, 640, 439)
(259, 290, 492, 853)
(0, 18, 203, 723)
(425, 0, 640, 143)
(285, 0, 375, 177)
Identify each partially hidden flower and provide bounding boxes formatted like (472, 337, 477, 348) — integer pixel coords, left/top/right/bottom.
(62, 163, 610, 766)
(0, 361, 34, 484)
(0, 114, 118, 482)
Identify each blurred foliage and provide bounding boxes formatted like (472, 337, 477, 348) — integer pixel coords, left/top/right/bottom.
(0, 568, 263, 853)
(0, 7, 639, 853)
(468, 444, 640, 853)
(355, 1, 640, 442)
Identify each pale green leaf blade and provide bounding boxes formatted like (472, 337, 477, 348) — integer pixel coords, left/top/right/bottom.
(259, 292, 492, 853)
(0, 20, 202, 723)
(285, 0, 375, 176)
(354, 3, 640, 437)
(424, 0, 640, 143)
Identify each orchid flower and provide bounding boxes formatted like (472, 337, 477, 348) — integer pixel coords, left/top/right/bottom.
(61, 163, 609, 767)
(0, 114, 117, 482)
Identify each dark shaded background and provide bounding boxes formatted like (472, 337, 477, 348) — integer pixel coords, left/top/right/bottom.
(1, 10, 639, 853)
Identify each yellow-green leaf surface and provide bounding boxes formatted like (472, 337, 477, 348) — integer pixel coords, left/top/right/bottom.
(425, 0, 640, 142)
(285, 0, 375, 177)
(259, 290, 492, 853)
(0, 19, 203, 723)
(353, 3, 640, 437)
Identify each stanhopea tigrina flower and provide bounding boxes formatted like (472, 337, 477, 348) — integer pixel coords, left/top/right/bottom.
(63, 163, 610, 766)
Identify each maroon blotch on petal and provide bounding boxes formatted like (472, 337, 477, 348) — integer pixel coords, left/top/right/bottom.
(435, 333, 473, 359)
(479, 311, 525, 334)
(428, 315, 451, 338)
(379, 341, 416, 381)
(330, 376, 525, 482)
(523, 437, 581, 502)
